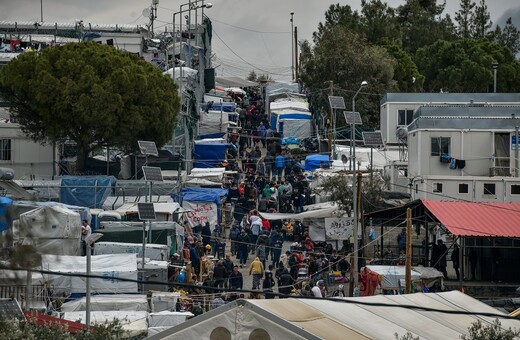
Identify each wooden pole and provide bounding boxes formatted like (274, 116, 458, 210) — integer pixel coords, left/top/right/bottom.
(405, 208, 412, 294)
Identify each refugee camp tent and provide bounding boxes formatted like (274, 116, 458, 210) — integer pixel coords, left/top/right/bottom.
(60, 294, 149, 312)
(193, 142, 229, 168)
(304, 154, 332, 171)
(270, 100, 312, 139)
(178, 188, 228, 229)
(41, 253, 138, 294)
(63, 311, 148, 337)
(60, 176, 116, 209)
(147, 291, 520, 340)
(17, 205, 82, 255)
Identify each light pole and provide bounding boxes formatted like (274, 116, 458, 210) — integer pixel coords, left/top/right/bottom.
(85, 233, 103, 331)
(352, 80, 367, 292)
(290, 12, 294, 81)
(492, 61, 498, 93)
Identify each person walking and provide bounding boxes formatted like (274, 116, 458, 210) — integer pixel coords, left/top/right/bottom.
(237, 229, 250, 267)
(256, 240, 267, 268)
(249, 257, 264, 290)
(228, 265, 243, 290)
(451, 243, 460, 281)
(397, 228, 406, 253)
(213, 261, 227, 288)
(262, 271, 276, 299)
(229, 223, 240, 256)
(278, 268, 294, 296)
(275, 153, 285, 180)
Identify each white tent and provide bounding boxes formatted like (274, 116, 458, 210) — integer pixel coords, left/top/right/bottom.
(163, 67, 198, 79)
(41, 253, 138, 294)
(17, 205, 82, 255)
(60, 294, 148, 312)
(63, 310, 148, 337)
(147, 291, 520, 340)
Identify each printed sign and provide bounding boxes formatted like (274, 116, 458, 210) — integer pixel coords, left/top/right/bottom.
(512, 135, 519, 150)
(183, 201, 218, 228)
(324, 217, 354, 240)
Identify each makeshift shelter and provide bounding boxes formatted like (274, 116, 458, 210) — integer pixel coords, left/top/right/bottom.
(193, 142, 229, 168)
(41, 253, 138, 295)
(17, 205, 82, 255)
(60, 176, 116, 209)
(60, 294, 149, 312)
(63, 311, 148, 337)
(148, 291, 520, 340)
(97, 221, 184, 255)
(304, 154, 331, 171)
(365, 199, 520, 282)
(269, 100, 312, 139)
(177, 188, 228, 229)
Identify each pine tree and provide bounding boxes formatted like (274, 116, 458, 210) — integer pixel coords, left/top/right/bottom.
(471, 0, 492, 39)
(455, 0, 476, 39)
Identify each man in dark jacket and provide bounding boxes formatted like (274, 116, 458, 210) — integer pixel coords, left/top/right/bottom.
(201, 222, 211, 248)
(213, 261, 227, 288)
(228, 265, 243, 290)
(237, 230, 250, 267)
(278, 269, 294, 296)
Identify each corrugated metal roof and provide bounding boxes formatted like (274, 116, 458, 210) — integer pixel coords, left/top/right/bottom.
(423, 199, 520, 237)
(381, 93, 520, 105)
(408, 105, 520, 131)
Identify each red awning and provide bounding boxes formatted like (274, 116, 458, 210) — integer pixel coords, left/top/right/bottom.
(422, 199, 520, 237)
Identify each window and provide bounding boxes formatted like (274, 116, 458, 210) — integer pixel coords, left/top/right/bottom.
(433, 182, 443, 193)
(511, 185, 520, 195)
(398, 109, 414, 126)
(431, 137, 450, 156)
(0, 139, 11, 161)
(459, 183, 469, 194)
(483, 183, 496, 195)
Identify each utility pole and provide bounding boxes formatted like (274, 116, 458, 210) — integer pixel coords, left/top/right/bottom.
(492, 62, 498, 93)
(294, 26, 299, 81)
(290, 12, 294, 81)
(328, 81, 333, 156)
(405, 208, 412, 294)
(357, 172, 364, 268)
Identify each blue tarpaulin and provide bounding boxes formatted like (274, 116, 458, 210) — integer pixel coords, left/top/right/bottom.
(304, 154, 331, 171)
(194, 143, 229, 168)
(176, 188, 228, 223)
(0, 197, 13, 232)
(60, 176, 117, 209)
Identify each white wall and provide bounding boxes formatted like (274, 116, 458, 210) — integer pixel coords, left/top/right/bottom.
(0, 124, 55, 179)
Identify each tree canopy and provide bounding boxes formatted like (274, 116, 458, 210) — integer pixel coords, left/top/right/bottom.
(0, 42, 180, 172)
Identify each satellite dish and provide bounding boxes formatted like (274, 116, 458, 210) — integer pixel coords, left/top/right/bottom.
(142, 8, 152, 18)
(396, 127, 408, 142)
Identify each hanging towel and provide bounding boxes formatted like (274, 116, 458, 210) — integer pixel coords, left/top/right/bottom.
(449, 158, 456, 169)
(440, 154, 451, 163)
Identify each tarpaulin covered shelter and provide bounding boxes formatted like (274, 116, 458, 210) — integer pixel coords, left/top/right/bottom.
(147, 291, 520, 340)
(41, 253, 138, 294)
(193, 142, 229, 168)
(17, 205, 82, 255)
(60, 176, 116, 209)
(304, 154, 331, 171)
(177, 188, 228, 228)
(269, 100, 312, 139)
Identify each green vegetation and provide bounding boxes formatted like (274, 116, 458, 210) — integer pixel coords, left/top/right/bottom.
(300, 0, 520, 128)
(0, 42, 180, 172)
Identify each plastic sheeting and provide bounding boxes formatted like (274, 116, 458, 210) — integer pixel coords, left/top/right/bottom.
(41, 253, 138, 294)
(193, 143, 228, 168)
(94, 242, 170, 261)
(17, 205, 82, 255)
(365, 265, 421, 290)
(149, 311, 194, 327)
(304, 154, 331, 171)
(60, 294, 148, 312)
(63, 311, 148, 337)
(18, 205, 81, 239)
(60, 176, 117, 209)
